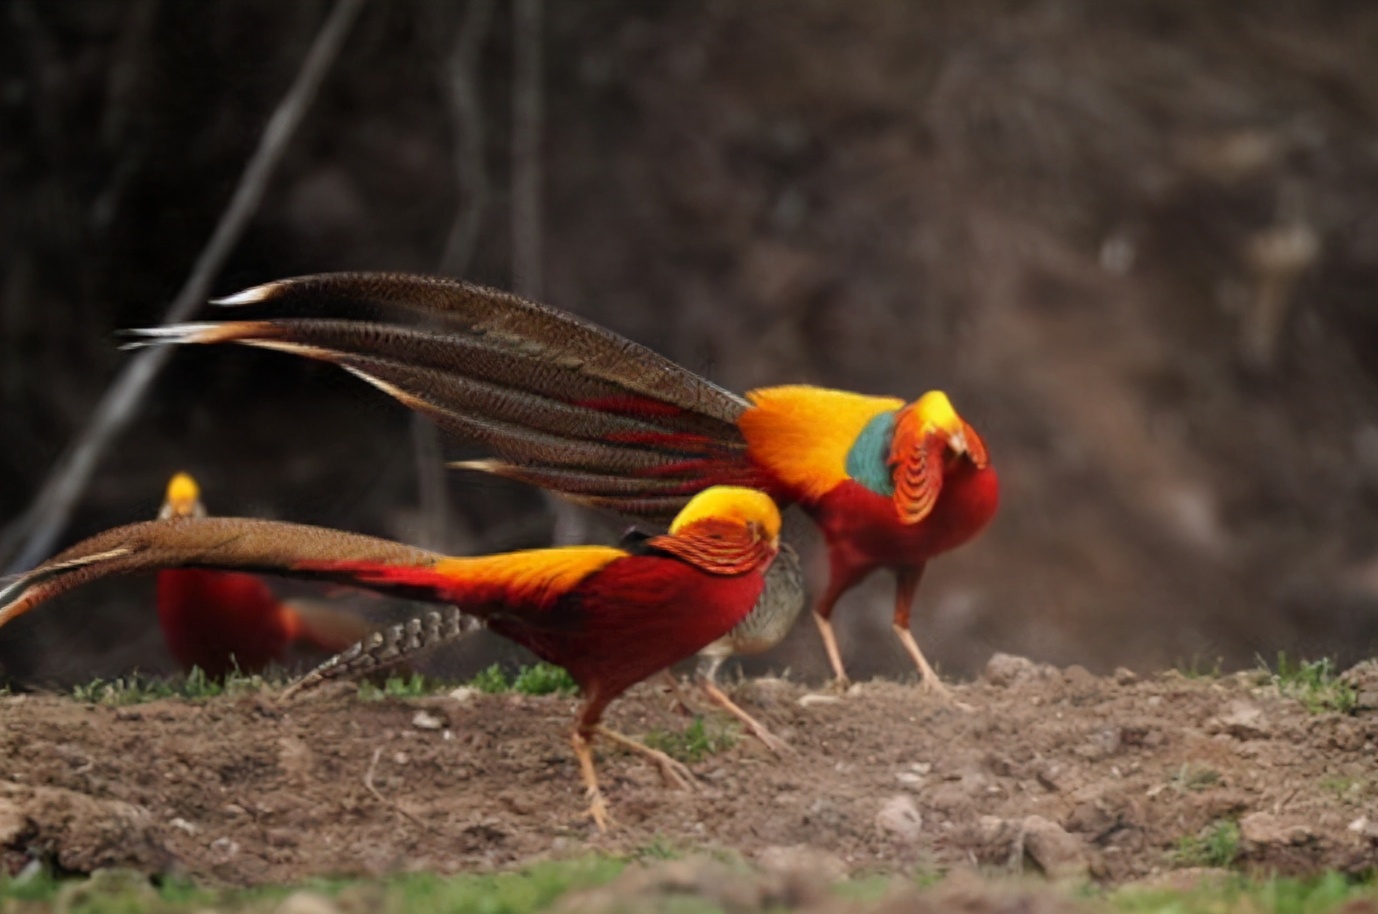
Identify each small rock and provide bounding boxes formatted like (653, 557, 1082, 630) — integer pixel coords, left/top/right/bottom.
(875, 794, 924, 842)
(1240, 811, 1313, 845)
(448, 686, 479, 703)
(1114, 667, 1139, 685)
(274, 890, 344, 914)
(169, 817, 198, 835)
(983, 653, 1053, 687)
(1205, 701, 1269, 740)
(412, 710, 446, 730)
(1348, 817, 1378, 840)
(1036, 765, 1064, 792)
(1021, 815, 1090, 880)
(797, 693, 841, 707)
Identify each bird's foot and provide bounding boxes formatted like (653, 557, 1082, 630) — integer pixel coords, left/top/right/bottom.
(644, 746, 698, 791)
(744, 719, 792, 756)
(825, 675, 853, 695)
(917, 674, 974, 710)
(656, 671, 698, 717)
(699, 678, 792, 756)
(597, 726, 699, 791)
(583, 787, 613, 832)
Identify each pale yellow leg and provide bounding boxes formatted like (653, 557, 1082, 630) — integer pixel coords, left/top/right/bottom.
(699, 676, 791, 756)
(893, 565, 954, 701)
(597, 725, 698, 791)
(656, 669, 699, 716)
(570, 728, 611, 832)
(892, 624, 952, 699)
(812, 611, 851, 690)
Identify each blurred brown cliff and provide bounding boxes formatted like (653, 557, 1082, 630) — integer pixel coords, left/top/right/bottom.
(1, 0, 1375, 684)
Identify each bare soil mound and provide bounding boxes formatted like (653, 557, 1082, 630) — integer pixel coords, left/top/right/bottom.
(0, 657, 1374, 888)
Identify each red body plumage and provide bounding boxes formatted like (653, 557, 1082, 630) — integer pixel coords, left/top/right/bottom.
(157, 568, 297, 676)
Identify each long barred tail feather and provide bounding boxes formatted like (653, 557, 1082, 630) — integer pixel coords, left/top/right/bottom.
(127, 273, 772, 520)
(0, 517, 447, 628)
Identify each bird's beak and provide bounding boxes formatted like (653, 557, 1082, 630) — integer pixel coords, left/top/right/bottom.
(947, 427, 969, 457)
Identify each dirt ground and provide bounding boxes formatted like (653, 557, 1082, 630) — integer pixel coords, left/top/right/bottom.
(1, 655, 1374, 890)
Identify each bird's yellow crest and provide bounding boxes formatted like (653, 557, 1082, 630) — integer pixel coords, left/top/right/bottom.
(911, 391, 962, 438)
(669, 486, 781, 543)
(161, 472, 205, 520)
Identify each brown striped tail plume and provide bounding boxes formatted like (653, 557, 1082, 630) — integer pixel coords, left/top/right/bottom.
(0, 517, 447, 629)
(128, 273, 775, 519)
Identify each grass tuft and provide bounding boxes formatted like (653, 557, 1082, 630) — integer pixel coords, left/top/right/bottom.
(1112, 871, 1373, 914)
(466, 662, 577, 696)
(1170, 819, 1240, 869)
(1264, 653, 1357, 714)
(643, 717, 737, 763)
(70, 666, 269, 705)
(356, 673, 447, 701)
(512, 662, 578, 695)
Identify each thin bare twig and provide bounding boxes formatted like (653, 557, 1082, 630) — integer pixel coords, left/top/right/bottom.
(0, 0, 368, 575)
(409, 0, 497, 552)
(511, 0, 583, 545)
(363, 745, 429, 829)
(511, 0, 543, 297)
(439, 0, 495, 277)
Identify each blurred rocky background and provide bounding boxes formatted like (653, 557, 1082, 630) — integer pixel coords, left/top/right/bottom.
(1, 0, 1375, 685)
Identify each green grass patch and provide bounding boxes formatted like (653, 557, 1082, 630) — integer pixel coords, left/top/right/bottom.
(512, 662, 578, 695)
(466, 662, 578, 696)
(0, 858, 626, 914)
(642, 717, 737, 763)
(1111, 871, 1375, 914)
(1170, 819, 1240, 868)
(356, 672, 450, 701)
(69, 666, 270, 705)
(1263, 653, 1357, 714)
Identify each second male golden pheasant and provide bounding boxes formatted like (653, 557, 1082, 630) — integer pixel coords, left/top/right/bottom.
(0, 486, 783, 828)
(157, 472, 372, 676)
(132, 273, 999, 693)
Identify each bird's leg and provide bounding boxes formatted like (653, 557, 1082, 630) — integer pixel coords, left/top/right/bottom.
(596, 726, 698, 791)
(696, 656, 790, 756)
(812, 556, 870, 690)
(891, 564, 951, 699)
(570, 728, 611, 832)
(656, 669, 698, 716)
(571, 697, 613, 831)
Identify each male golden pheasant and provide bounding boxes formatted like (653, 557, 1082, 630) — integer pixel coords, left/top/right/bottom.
(132, 273, 999, 693)
(157, 472, 372, 676)
(0, 486, 782, 828)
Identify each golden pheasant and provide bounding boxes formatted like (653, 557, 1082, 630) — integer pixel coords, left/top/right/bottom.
(130, 272, 998, 693)
(0, 485, 783, 828)
(157, 472, 372, 676)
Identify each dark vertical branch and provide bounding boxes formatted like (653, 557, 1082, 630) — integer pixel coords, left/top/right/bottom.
(511, 0, 543, 299)
(0, 0, 369, 575)
(411, 0, 497, 551)
(511, 0, 580, 544)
